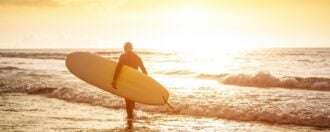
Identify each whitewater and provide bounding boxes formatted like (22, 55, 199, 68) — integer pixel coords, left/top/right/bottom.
(0, 48, 329, 131)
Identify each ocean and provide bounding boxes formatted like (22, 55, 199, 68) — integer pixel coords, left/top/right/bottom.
(0, 48, 329, 131)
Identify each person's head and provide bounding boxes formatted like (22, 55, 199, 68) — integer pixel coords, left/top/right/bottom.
(124, 42, 133, 52)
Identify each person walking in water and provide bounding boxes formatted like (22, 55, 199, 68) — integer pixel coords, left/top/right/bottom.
(112, 42, 148, 119)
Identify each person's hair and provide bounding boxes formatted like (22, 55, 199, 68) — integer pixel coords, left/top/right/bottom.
(124, 42, 133, 51)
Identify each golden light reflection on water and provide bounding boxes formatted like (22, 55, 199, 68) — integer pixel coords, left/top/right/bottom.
(2, 48, 330, 130)
(175, 47, 250, 75)
(2, 92, 324, 131)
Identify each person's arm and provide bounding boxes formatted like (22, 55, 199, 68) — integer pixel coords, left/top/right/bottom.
(138, 57, 148, 75)
(112, 55, 124, 89)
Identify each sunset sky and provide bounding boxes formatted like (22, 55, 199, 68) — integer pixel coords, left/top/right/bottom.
(0, 0, 329, 50)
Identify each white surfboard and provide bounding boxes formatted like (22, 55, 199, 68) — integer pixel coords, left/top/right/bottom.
(65, 52, 169, 105)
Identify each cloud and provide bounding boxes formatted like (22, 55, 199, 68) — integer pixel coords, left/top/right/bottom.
(0, 0, 61, 7)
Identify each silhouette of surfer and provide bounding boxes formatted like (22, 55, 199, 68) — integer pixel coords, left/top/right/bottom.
(112, 42, 148, 119)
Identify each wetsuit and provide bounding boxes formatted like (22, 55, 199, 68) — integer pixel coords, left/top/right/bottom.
(113, 51, 147, 118)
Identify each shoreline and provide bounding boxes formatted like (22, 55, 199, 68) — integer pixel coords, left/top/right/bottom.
(1, 93, 328, 131)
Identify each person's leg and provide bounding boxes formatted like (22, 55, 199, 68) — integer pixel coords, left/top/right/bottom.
(125, 99, 135, 119)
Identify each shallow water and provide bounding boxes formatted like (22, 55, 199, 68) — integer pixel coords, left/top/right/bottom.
(1, 48, 330, 131)
(1, 93, 328, 131)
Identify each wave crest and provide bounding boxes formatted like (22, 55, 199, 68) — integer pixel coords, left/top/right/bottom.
(198, 72, 330, 91)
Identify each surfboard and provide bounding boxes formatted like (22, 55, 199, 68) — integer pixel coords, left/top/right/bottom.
(65, 52, 169, 105)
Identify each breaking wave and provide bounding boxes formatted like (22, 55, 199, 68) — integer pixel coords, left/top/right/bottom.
(1, 82, 329, 128)
(197, 72, 330, 91)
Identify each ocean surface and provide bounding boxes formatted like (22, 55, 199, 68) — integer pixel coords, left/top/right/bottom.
(0, 48, 329, 131)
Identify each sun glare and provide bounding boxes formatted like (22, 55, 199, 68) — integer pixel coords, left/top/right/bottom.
(159, 6, 214, 51)
(156, 6, 259, 52)
(1, 0, 328, 49)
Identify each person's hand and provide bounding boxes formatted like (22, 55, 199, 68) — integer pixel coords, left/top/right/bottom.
(111, 81, 117, 89)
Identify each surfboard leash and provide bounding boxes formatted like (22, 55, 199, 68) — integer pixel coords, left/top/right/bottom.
(162, 96, 174, 110)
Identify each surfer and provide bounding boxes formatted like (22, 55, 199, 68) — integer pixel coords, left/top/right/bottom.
(112, 42, 148, 119)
